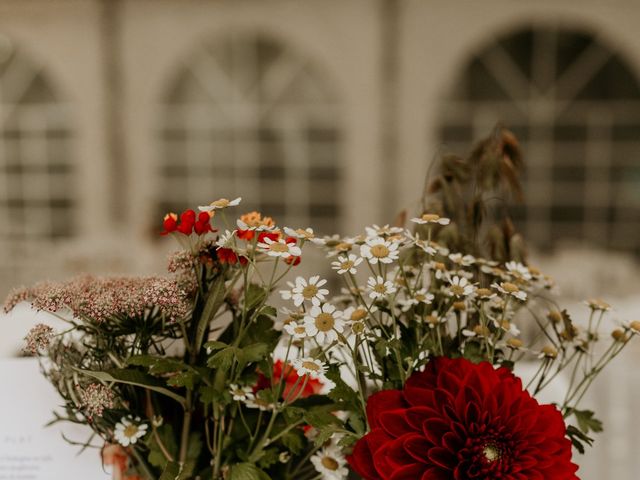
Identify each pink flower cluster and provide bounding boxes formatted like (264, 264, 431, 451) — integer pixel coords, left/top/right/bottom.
(4, 275, 192, 322)
(24, 323, 54, 355)
(77, 383, 114, 419)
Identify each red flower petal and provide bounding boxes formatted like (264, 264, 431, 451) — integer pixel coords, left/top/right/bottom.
(348, 358, 579, 480)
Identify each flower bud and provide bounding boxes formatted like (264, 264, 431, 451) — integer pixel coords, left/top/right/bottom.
(541, 345, 558, 358)
(547, 311, 563, 324)
(453, 301, 466, 311)
(612, 329, 628, 342)
(507, 338, 523, 349)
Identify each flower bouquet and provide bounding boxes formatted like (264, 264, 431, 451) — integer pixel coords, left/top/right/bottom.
(5, 129, 638, 479)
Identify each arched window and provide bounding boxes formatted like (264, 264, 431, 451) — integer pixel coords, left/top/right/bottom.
(159, 33, 343, 233)
(0, 37, 75, 271)
(438, 26, 640, 254)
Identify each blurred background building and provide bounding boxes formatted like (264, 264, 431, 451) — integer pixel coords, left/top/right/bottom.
(0, 0, 639, 478)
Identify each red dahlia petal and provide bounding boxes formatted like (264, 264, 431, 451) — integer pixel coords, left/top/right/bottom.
(366, 389, 407, 429)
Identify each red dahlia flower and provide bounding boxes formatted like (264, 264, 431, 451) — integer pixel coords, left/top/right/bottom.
(348, 357, 578, 480)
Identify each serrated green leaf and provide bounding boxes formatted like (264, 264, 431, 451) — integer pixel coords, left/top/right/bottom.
(281, 429, 305, 455)
(207, 346, 240, 370)
(228, 463, 270, 480)
(204, 340, 228, 352)
(304, 410, 341, 429)
(241, 343, 268, 363)
(167, 370, 198, 389)
(570, 409, 603, 435)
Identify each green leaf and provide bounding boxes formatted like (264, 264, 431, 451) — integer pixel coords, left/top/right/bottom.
(257, 447, 279, 469)
(147, 424, 177, 469)
(159, 461, 183, 480)
(74, 367, 186, 407)
(228, 463, 271, 480)
(196, 276, 227, 353)
(204, 340, 228, 352)
(240, 343, 268, 364)
(167, 370, 198, 389)
(566, 425, 594, 454)
(245, 283, 267, 312)
(281, 429, 305, 455)
(570, 409, 604, 435)
(304, 409, 341, 429)
(208, 346, 240, 370)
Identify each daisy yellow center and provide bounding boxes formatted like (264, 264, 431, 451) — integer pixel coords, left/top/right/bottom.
(335, 242, 351, 251)
(340, 260, 354, 270)
(350, 309, 367, 321)
(212, 199, 229, 207)
(427, 315, 439, 325)
(370, 244, 390, 258)
(421, 214, 440, 222)
(450, 285, 465, 296)
(232, 388, 244, 396)
(302, 285, 319, 298)
(483, 444, 501, 463)
(374, 284, 387, 294)
(415, 294, 426, 302)
(296, 229, 312, 238)
(301, 361, 320, 372)
(294, 326, 306, 335)
(270, 242, 289, 253)
(321, 457, 339, 471)
(315, 313, 335, 332)
(502, 282, 519, 293)
(124, 424, 139, 438)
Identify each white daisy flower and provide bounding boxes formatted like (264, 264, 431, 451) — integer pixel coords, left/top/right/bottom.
(410, 213, 451, 225)
(236, 218, 276, 231)
(284, 227, 315, 240)
(449, 253, 476, 266)
(367, 275, 397, 300)
(304, 303, 345, 344)
(505, 261, 532, 281)
(229, 384, 254, 402)
(365, 224, 404, 238)
(499, 320, 521, 336)
(215, 230, 236, 248)
(446, 276, 475, 297)
(584, 298, 611, 312)
(257, 237, 302, 258)
(114, 416, 148, 447)
(292, 357, 329, 380)
(311, 445, 349, 480)
(397, 288, 434, 311)
(492, 282, 527, 301)
(245, 396, 275, 411)
(425, 310, 445, 329)
(279, 281, 296, 302)
(310, 234, 340, 246)
(360, 237, 399, 265)
(284, 320, 311, 339)
(198, 197, 241, 212)
(342, 306, 371, 322)
(331, 254, 363, 275)
(291, 276, 329, 306)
